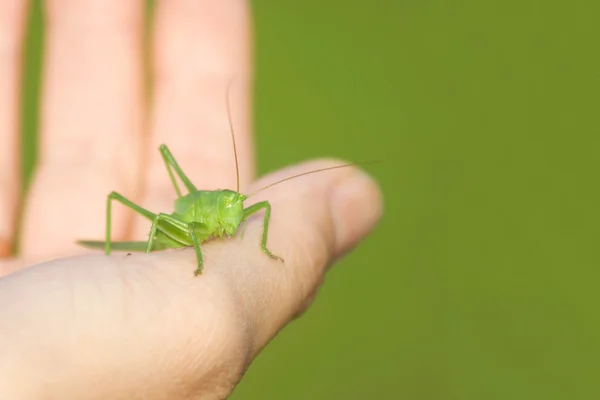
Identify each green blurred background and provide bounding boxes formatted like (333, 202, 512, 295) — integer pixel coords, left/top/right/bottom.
(20, 0, 599, 398)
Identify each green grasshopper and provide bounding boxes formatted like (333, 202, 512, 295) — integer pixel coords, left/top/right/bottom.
(78, 95, 358, 275)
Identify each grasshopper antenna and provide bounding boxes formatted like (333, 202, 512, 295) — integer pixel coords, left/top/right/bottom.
(245, 161, 380, 198)
(226, 78, 241, 193)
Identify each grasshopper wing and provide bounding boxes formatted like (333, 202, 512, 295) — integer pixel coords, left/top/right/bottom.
(78, 240, 149, 252)
(77, 240, 181, 252)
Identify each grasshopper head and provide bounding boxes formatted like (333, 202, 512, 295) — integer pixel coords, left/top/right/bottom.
(219, 190, 246, 236)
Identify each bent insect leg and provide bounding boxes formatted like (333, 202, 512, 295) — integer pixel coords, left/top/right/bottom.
(188, 222, 205, 276)
(146, 213, 188, 253)
(145, 214, 206, 275)
(242, 201, 284, 262)
(106, 192, 156, 255)
(159, 145, 197, 197)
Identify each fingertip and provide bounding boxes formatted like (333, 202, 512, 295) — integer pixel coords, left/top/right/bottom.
(0, 239, 12, 258)
(330, 168, 383, 258)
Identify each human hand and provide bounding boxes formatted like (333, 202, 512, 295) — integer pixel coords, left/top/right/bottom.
(0, 1, 382, 399)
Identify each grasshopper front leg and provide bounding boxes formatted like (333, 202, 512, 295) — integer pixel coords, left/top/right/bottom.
(242, 201, 284, 262)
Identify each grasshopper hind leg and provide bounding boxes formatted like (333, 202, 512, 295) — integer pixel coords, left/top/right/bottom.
(106, 191, 157, 256)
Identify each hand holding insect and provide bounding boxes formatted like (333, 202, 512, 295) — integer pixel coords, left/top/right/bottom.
(0, 1, 382, 399)
(0, 158, 381, 399)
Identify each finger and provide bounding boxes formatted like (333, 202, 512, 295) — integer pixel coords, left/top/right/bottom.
(0, 161, 381, 399)
(133, 0, 253, 237)
(0, 0, 28, 256)
(219, 160, 383, 353)
(20, 0, 144, 260)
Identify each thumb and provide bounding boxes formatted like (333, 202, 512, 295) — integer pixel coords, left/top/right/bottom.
(221, 158, 382, 354)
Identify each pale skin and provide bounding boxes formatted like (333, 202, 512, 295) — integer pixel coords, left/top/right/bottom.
(0, 1, 382, 399)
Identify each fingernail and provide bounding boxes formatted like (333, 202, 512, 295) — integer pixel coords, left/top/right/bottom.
(331, 169, 383, 257)
(0, 238, 12, 258)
